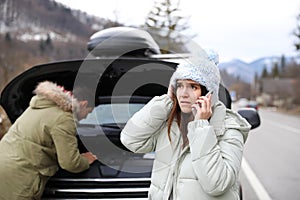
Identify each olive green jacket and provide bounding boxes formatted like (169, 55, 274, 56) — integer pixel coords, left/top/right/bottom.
(0, 81, 89, 199)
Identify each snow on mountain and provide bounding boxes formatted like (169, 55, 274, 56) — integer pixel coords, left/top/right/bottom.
(219, 59, 256, 83)
(0, 0, 115, 42)
(218, 56, 297, 84)
(249, 56, 297, 75)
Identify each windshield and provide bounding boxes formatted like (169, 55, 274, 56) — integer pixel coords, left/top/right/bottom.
(78, 102, 155, 174)
(80, 103, 145, 125)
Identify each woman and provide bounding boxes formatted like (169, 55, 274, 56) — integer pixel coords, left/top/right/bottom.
(0, 81, 97, 199)
(121, 54, 251, 200)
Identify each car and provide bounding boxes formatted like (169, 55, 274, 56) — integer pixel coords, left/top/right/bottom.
(0, 27, 260, 199)
(246, 100, 259, 110)
(235, 98, 259, 112)
(236, 98, 249, 108)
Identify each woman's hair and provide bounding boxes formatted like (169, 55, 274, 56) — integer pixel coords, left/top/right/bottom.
(167, 84, 208, 142)
(167, 95, 181, 142)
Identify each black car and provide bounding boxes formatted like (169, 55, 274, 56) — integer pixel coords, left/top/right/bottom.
(0, 27, 260, 199)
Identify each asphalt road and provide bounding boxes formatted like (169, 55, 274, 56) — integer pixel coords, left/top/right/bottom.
(239, 108, 300, 200)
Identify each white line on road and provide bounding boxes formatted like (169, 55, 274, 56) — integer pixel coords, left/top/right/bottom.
(263, 118, 300, 135)
(242, 157, 272, 200)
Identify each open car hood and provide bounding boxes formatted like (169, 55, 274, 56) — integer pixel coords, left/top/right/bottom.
(0, 58, 177, 123)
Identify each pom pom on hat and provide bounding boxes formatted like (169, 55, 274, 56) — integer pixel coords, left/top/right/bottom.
(205, 48, 219, 65)
(170, 49, 221, 106)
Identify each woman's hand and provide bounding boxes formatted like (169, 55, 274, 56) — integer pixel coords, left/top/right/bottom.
(192, 93, 212, 120)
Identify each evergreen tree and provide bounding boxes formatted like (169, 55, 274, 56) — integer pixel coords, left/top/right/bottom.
(254, 72, 258, 83)
(261, 65, 268, 78)
(5, 32, 12, 43)
(144, 0, 192, 53)
(45, 33, 52, 46)
(280, 54, 286, 72)
(294, 12, 300, 52)
(272, 62, 280, 78)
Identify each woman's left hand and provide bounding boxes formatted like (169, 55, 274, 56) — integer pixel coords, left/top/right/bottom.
(191, 93, 212, 120)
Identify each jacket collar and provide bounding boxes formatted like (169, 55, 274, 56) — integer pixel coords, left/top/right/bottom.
(33, 81, 79, 112)
(210, 101, 227, 136)
(211, 101, 251, 142)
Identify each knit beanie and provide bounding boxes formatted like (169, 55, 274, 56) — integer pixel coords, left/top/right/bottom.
(170, 49, 221, 106)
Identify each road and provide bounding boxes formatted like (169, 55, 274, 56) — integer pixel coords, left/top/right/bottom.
(239, 108, 300, 200)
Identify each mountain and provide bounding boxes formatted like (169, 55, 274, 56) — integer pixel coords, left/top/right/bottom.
(219, 59, 255, 83)
(0, 0, 123, 91)
(248, 56, 297, 75)
(0, 0, 120, 43)
(219, 56, 297, 84)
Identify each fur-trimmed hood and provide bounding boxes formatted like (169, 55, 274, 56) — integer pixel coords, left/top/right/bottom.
(32, 81, 79, 112)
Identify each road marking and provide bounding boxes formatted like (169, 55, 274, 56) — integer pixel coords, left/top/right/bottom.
(263, 118, 300, 135)
(277, 125, 300, 135)
(242, 157, 272, 200)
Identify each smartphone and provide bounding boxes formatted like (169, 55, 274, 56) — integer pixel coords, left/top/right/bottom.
(205, 90, 213, 97)
(192, 91, 213, 116)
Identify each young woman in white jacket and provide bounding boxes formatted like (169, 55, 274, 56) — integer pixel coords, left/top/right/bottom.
(121, 53, 251, 200)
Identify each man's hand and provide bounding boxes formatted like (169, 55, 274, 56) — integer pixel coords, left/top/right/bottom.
(81, 152, 97, 164)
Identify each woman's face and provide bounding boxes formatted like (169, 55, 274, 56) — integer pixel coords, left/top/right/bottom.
(176, 79, 202, 114)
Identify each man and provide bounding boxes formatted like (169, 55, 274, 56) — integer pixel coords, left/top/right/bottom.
(0, 81, 97, 199)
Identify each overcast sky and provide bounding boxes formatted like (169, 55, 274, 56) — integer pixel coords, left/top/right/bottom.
(55, 0, 300, 63)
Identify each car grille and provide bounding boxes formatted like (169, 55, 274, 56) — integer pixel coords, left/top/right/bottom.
(42, 178, 150, 199)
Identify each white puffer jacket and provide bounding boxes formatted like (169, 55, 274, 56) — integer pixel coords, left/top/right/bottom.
(121, 95, 251, 200)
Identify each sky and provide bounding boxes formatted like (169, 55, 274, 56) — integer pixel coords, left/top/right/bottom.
(54, 0, 300, 63)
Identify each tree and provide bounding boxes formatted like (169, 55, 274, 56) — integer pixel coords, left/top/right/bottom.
(45, 33, 52, 47)
(280, 54, 286, 71)
(271, 62, 280, 78)
(294, 12, 300, 53)
(5, 32, 12, 43)
(254, 72, 259, 83)
(144, 0, 192, 53)
(261, 65, 269, 78)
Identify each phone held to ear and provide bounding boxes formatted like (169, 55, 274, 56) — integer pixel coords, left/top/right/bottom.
(192, 91, 213, 116)
(205, 90, 213, 97)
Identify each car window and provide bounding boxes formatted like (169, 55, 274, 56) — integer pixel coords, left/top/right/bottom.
(78, 102, 155, 174)
(80, 103, 145, 125)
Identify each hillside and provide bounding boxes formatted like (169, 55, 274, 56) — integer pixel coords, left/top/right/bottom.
(219, 56, 298, 84)
(0, 0, 123, 90)
(0, 0, 117, 40)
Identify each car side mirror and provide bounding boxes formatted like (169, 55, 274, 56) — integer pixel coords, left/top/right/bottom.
(237, 108, 261, 130)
